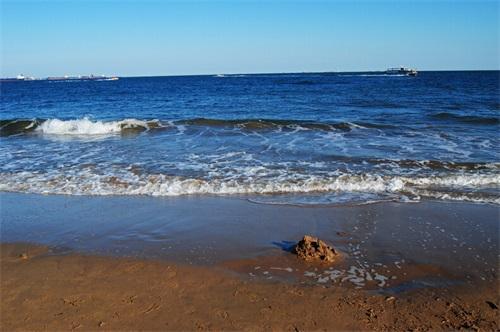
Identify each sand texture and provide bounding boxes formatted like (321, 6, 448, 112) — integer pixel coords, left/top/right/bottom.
(1, 243, 498, 331)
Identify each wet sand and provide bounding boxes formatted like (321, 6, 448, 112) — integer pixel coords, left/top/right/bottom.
(1, 193, 499, 330)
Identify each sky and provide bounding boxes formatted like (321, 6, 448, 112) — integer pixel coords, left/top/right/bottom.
(1, 0, 499, 77)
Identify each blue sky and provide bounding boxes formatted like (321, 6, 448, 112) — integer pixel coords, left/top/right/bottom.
(1, 0, 498, 77)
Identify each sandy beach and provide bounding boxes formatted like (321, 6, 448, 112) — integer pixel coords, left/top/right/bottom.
(1, 243, 498, 331)
(1, 193, 499, 330)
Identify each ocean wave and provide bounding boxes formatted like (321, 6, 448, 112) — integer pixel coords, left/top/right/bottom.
(359, 158, 500, 171)
(0, 170, 498, 204)
(0, 117, 389, 136)
(0, 119, 42, 136)
(1, 115, 497, 140)
(172, 118, 390, 131)
(175, 118, 351, 131)
(432, 112, 499, 125)
(36, 118, 162, 135)
(0, 118, 162, 136)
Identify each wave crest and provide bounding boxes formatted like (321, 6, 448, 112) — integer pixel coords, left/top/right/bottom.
(36, 118, 162, 135)
(1, 118, 162, 136)
(0, 171, 498, 204)
(0, 117, 393, 137)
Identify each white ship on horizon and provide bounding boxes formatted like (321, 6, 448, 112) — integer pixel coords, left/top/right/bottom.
(386, 67, 418, 76)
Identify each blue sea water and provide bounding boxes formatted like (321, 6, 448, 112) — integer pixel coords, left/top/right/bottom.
(1, 71, 499, 205)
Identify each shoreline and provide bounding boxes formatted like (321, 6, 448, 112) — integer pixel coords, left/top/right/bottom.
(1, 193, 497, 281)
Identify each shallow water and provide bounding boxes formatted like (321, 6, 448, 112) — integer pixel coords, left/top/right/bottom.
(1, 193, 497, 289)
(1, 71, 499, 204)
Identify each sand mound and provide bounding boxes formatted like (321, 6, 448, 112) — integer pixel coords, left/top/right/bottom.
(294, 235, 337, 262)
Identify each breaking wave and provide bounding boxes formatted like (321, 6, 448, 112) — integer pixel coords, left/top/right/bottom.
(37, 118, 161, 135)
(0, 117, 403, 137)
(0, 170, 498, 204)
(0, 118, 162, 136)
(0, 119, 42, 136)
(175, 118, 363, 131)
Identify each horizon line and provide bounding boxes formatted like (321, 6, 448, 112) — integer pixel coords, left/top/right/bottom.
(2, 68, 500, 79)
(123, 68, 500, 78)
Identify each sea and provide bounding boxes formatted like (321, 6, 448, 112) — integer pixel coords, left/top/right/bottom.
(1, 71, 499, 205)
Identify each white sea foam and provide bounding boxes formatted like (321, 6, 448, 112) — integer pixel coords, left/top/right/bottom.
(0, 170, 498, 204)
(36, 118, 156, 135)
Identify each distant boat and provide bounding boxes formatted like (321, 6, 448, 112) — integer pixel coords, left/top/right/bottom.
(1, 74, 120, 82)
(0, 74, 36, 82)
(386, 67, 417, 76)
(46, 75, 119, 81)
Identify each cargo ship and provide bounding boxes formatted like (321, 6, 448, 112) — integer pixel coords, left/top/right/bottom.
(1, 74, 119, 82)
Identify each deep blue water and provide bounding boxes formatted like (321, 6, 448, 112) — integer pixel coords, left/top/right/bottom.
(1, 71, 499, 204)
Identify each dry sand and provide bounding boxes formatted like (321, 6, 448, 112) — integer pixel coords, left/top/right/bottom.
(1, 243, 498, 331)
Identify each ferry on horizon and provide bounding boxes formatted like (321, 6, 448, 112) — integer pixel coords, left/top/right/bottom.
(386, 67, 418, 76)
(0, 74, 120, 82)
